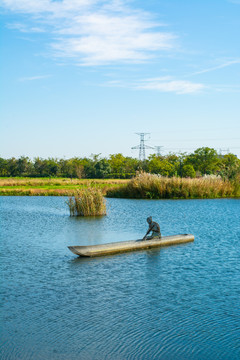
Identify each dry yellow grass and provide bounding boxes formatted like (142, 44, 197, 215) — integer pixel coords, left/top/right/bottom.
(106, 173, 239, 199)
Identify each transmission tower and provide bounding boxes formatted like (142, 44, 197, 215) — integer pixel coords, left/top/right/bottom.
(219, 148, 230, 155)
(131, 133, 154, 161)
(155, 146, 163, 156)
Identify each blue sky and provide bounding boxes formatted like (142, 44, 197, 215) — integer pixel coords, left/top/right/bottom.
(1, 0, 240, 159)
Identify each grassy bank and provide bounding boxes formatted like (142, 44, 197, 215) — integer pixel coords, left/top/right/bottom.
(0, 177, 127, 196)
(106, 173, 240, 199)
(1, 175, 239, 199)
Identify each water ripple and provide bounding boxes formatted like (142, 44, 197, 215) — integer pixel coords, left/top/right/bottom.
(1, 197, 240, 359)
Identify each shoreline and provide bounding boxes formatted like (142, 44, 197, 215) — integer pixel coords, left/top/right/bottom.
(0, 176, 239, 199)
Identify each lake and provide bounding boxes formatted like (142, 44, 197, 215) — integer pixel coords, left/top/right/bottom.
(0, 197, 239, 359)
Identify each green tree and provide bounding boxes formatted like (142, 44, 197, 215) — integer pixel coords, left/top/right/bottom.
(58, 159, 72, 178)
(71, 158, 87, 178)
(95, 159, 111, 178)
(16, 156, 32, 176)
(82, 157, 97, 178)
(165, 153, 179, 165)
(123, 157, 139, 176)
(7, 158, 18, 177)
(186, 147, 219, 175)
(182, 164, 196, 178)
(33, 158, 58, 177)
(0, 158, 8, 176)
(219, 153, 240, 180)
(148, 155, 175, 176)
(109, 153, 126, 175)
(45, 158, 59, 177)
(33, 158, 43, 177)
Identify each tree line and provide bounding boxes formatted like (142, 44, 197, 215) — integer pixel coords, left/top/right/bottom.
(0, 147, 239, 180)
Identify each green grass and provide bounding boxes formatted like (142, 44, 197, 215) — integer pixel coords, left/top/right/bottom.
(0, 177, 127, 196)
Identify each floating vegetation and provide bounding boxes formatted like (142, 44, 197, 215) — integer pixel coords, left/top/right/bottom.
(66, 188, 106, 216)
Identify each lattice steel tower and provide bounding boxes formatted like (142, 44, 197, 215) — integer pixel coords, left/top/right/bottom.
(155, 146, 163, 156)
(132, 133, 154, 161)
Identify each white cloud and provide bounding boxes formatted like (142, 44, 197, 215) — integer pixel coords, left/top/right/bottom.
(1, 0, 175, 65)
(136, 77, 205, 94)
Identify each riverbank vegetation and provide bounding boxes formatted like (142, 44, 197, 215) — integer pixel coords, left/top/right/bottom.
(1, 148, 240, 181)
(0, 178, 127, 196)
(67, 189, 106, 216)
(1, 173, 238, 199)
(106, 173, 240, 199)
(0, 147, 239, 199)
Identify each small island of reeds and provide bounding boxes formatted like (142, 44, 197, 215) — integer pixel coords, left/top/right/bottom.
(67, 188, 106, 216)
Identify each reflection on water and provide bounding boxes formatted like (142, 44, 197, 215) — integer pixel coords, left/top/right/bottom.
(0, 196, 240, 359)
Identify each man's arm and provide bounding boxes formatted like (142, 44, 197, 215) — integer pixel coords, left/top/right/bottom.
(142, 224, 154, 240)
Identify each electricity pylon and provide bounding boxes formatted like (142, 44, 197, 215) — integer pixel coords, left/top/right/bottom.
(131, 133, 154, 161)
(155, 146, 163, 156)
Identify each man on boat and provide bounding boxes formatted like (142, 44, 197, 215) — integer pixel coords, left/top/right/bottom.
(143, 216, 161, 240)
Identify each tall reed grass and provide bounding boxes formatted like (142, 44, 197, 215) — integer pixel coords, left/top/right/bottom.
(66, 188, 106, 216)
(106, 172, 239, 199)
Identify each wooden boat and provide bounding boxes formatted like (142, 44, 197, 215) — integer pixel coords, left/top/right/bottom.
(68, 234, 194, 257)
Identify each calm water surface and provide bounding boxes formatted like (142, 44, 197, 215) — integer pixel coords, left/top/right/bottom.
(0, 197, 240, 360)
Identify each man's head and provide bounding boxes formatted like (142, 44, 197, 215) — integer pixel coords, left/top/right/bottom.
(147, 216, 152, 224)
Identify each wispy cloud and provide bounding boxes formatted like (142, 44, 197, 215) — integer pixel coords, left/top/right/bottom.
(0, 0, 92, 14)
(106, 75, 240, 94)
(7, 23, 45, 33)
(19, 75, 52, 81)
(191, 59, 240, 75)
(106, 76, 205, 94)
(1, 0, 176, 66)
(136, 77, 205, 94)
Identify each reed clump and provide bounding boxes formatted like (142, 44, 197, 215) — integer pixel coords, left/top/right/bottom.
(106, 172, 239, 199)
(66, 188, 106, 216)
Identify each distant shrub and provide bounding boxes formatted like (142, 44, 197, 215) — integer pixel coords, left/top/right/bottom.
(66, 188, 106, 216)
